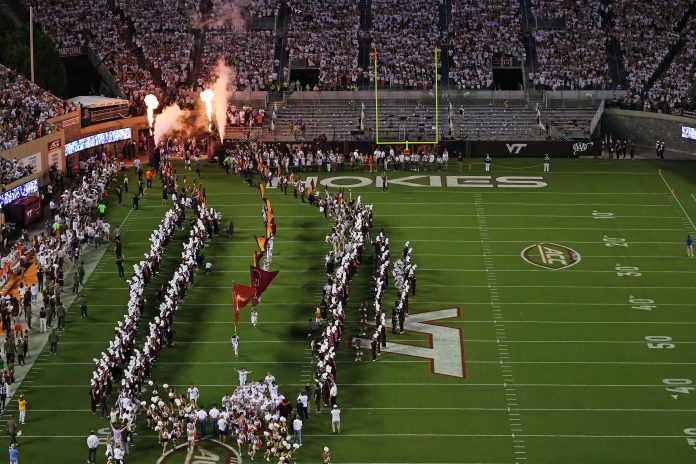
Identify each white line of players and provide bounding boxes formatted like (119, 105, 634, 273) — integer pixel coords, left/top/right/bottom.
(90, 203, 185, 405)
(312, 190, 373, 408)
(364, 229, 390, 361)
(121, 212, 216, 394)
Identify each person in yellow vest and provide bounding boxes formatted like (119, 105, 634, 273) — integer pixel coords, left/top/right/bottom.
(17, 395, 26, 424)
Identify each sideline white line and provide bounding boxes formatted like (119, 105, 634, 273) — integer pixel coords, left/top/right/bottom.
(659, 171, 696, 231)
(15, 382, 679, 388)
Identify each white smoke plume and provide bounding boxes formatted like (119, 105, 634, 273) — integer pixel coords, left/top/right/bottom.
(212, 59, 235, 142)
(153, 104, 184, 145)
(190, 0, 251, 32)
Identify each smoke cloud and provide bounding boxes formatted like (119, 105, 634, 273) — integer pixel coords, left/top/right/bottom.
(212, 59, 235, 142)
(190, 0, 251, 32)
(153, 104, 183, 145)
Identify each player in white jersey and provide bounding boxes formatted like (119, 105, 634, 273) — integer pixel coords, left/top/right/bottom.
(250, 308, 258, 328)
(484, 154, 491, 172)
(236, 368, 251, 387)
(230, 334, 239, 357)
(543, 154, 550, 172)
(187, 384, 199, 408)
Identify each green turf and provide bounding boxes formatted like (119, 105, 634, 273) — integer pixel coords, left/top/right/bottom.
(9, 158, 696, 464)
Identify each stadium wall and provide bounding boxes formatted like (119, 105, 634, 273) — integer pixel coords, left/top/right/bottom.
(272, 140, 600, 158)
(603, 109, 696, 156)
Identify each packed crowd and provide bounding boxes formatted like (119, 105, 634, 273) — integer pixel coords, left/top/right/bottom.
(0, 158, 35, 190)
(613, 0, 686, 94)
(0, 65, 75, 150)
(199, 30, 277, 91)
(120, 0, 198, 91)
(287, 0, 360, 90)
(646, 16, 696, 112)
(369, 0, 439, 89)
(448, 0, 526, 90)
(530, 0, 611, 90)
(0, 156, 116, 422)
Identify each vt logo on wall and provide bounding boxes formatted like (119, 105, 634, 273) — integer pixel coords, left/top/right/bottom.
(521, 243, 581, 270)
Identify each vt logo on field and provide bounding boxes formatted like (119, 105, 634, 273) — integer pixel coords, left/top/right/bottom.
(157, 439, 241, 464)
(521, 243, 581, 270)
(352, 307, 467, 378)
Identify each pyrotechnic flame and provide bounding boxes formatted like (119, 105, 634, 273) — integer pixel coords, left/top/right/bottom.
(200, 89, 214, 130)
(144, 94, 159, 130)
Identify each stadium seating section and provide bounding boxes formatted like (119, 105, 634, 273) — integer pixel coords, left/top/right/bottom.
(1, 0, 694, 150)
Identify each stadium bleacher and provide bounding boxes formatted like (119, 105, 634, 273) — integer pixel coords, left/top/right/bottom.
(2, 0, 696, 152)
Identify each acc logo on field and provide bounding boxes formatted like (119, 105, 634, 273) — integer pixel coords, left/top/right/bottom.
(521, 243, 581, 270)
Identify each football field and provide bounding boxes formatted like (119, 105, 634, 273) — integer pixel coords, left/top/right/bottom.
(9, 157, 696, 464)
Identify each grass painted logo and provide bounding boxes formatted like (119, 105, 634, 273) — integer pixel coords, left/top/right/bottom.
(157, 439, 241, 464)
(521, 243, 581, 270)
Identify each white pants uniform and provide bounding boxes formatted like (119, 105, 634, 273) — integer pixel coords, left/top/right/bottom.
(251, 311, 258, 327)
(485, 162, 490, 172)
(231, 339, 239, 356)
(544, 162, 549, 172)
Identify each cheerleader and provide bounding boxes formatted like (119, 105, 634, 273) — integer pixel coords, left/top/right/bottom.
(186, 421, 196, 451)
(159, 427, 170, 455)
(170, 418, 182, 447)
(249, 435, 261, 460)
(105, 436, 114, 460)
(167, 387, 176, 409)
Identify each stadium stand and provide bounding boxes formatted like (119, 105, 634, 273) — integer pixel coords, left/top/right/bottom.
(448, 0, 526, 90)
(369, 0, 439, 89)
(286, 0, 360, 90)
(529, 0, 611, 91)
(646, 15, 696, 112)
(0, 65, 74, 151)
(612, 0, 688, 94)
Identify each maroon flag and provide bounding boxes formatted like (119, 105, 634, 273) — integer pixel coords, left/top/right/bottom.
(250, 265, 279, 305)
(233, 283, 256, 326)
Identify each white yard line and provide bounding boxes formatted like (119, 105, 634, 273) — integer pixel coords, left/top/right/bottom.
(475, 192, 527, 464)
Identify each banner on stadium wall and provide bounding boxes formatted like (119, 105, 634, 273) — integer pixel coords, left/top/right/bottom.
(19, 153, 42, 174)
(468, 140, 601, 158)
(47, 138, 64, 171)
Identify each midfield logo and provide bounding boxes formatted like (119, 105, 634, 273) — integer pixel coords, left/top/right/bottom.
(521, 243, 581, 270)
(352, 307, 467, 378)
(157, 439, 241, 464)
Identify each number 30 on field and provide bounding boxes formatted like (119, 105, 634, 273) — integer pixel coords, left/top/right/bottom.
(644, 336, 675, 349)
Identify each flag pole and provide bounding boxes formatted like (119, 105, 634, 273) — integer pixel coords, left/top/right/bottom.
(29, 6, 35, 83)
